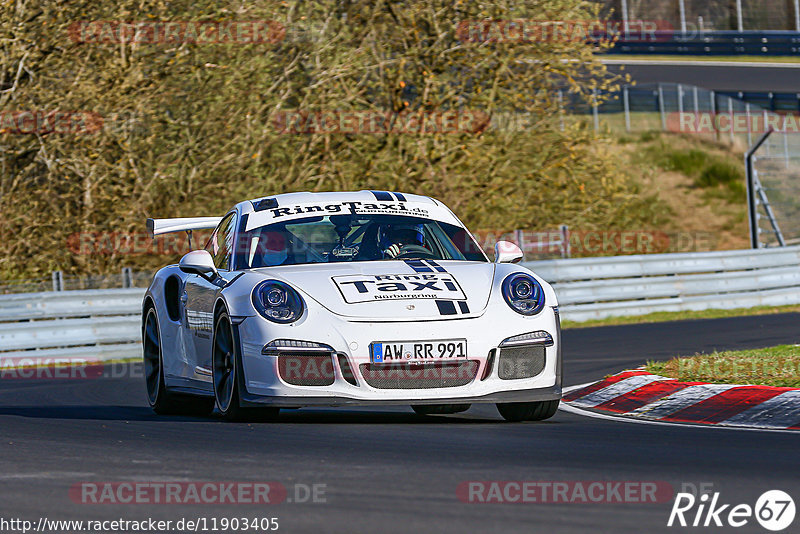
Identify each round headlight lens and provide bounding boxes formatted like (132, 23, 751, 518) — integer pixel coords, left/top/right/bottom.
(513, 280, 533, 299)
(502, 273, 545, 316)
(266, 287, 286, 306)
(253, 280, 304, 324)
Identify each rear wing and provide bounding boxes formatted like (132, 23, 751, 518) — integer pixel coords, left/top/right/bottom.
(147, 217, 223, 248)
(146, 217, 223, 238)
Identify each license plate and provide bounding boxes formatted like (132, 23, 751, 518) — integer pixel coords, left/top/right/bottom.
(370, 339, 467, 364)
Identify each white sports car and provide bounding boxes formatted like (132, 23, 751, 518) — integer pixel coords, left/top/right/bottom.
(142, 191, 562, 422)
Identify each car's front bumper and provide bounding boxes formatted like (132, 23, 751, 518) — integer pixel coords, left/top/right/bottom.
(236, 304, 562, 407)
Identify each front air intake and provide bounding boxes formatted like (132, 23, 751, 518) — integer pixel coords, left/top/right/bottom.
(481, 349, 496, 381)
(497, 345, 546, 380)
(359, 361, 479, 389)
(337, 354, 358, 386)
(277, 354, 336, 386)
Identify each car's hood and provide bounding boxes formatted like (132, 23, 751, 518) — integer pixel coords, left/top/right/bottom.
(254, 260, 495, 320)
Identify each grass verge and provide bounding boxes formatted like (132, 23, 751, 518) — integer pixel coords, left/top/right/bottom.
(645, 345, 800, 388)
(561, 304, 800, 329)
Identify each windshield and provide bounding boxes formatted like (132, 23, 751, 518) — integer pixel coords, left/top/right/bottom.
(235, 214, 487, 269)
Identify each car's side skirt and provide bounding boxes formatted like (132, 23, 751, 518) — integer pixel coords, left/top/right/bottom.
(166, 376, 214, 397)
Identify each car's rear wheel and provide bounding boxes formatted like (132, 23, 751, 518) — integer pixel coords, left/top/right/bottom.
(143, 307, 214, 416)
(496, 400, 559, 422)
(213, 311, 278, 422)
(412, 404, 471, 415)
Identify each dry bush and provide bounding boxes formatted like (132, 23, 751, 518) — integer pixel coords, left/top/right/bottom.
(0, 0, 666, 278)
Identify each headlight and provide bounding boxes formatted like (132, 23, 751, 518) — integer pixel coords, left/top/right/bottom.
(252, 280, 305, 323)
(502, 273, 545, 316)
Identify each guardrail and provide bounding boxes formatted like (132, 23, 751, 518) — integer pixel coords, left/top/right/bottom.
(524, 246, 800, 322)
(2, 246, 800, 363)
(0, 268, 152, 295)
(0, 288, 145, 363)
(607, 30, 800, 56)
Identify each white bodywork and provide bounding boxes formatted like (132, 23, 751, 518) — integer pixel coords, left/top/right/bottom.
(144, 191, 562, 407)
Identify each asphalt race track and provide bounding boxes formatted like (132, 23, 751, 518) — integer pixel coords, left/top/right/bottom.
(1, 314, 799, 533)
(604, 60, 800, 92)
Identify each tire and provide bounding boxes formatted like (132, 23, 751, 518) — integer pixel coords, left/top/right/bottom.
(496, 400, 559, 422)
(528, 399, 560, 421)
(212, 310, 278, 422)
(143, 306, 214, 416)
(412, 404, 471, 415)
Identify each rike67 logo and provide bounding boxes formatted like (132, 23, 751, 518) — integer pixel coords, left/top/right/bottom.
(668, 490, 795, 531)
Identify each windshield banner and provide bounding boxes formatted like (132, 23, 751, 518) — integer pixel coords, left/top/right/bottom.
(245, 200, 458, 231)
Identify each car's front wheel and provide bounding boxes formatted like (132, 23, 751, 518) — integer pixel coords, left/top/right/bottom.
(143, 307, 214, 416)
(496, 400, 559, 422)
(212, 311, 278, 422)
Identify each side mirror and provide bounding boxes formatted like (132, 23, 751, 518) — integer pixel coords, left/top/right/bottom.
(494, 241, 523, 264)
(179, 250, 219, 278)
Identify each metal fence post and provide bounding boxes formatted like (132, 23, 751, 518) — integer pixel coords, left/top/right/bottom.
(736, 0, 743, 30)
(796, 0, 800, 32)
(745, 102, 752, 146)
(783, 114, 790, 169)
(623, 86, 631, 132)
(0, 145, 5, 205)
(710, 90, 718, 140)
(754, 167, 786, 247)
(658, 84, 666, 131)
(745, 129, 774, 249)
(51, 271, 64, 292)
(621, 0, 629, 34)
(728, 97, 734, 144)
(678, 0, 687, 34)
(592, 88, 599, 133)
(677, 84, 684, 114)
(795, 0, 800, 32)
(122, 267, 133, 289)
(560, 225, 570, 258)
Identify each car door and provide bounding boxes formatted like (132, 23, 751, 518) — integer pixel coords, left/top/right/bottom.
(182, 211, 238, 378)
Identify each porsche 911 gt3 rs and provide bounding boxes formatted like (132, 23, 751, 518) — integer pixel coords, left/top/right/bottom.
(142, 191, 562, 421)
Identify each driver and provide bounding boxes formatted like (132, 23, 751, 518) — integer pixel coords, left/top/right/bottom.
(258, 230, 290, 267)
(379, 223, 426, 259)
